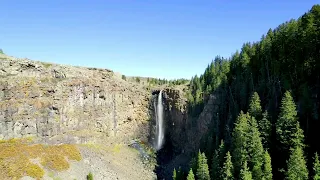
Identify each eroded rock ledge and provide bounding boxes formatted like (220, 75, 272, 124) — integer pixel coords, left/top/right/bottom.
(0, 54, 151, 144)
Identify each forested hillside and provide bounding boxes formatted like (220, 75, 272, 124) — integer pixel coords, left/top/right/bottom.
(179, 4, 320, 180)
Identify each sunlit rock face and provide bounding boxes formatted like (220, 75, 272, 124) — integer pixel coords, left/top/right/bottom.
(0, 54, 151, 144)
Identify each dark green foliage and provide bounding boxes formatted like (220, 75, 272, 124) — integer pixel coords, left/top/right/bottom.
(276, 91, 300, 153)
(259, 111, 272, 149)
(196, 151, 210, 180)
(285, 146, 308, 180)
(190, 156, 198, 176)
(147, 77, 189, 86)
(211, 149, 220, 179)
(221, 151, 234, 180)
(211, 140, 226, 179)
(247, 115, 264, 180)
(240, 161, 252, 180)
(248, 92, 262, 119)
(177, 167, 183, 180)
(172, 167, 183, 180)
(87, 172, 93, 180)
(263, 151, 272, 180)
(314, 153, 320, 180)
(232, 111, 249, 176)
(122, 75, 126, 80)
(187, 169, 195, 180)
(136, 77, 140, 83)
(292, 121, 305, 148)
(182, 4, 320, 180)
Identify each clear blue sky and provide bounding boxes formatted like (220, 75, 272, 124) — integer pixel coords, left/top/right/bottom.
(1, 0, 318, 79)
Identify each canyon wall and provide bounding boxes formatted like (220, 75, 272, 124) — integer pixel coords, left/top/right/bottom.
(0, 54, 151, 144)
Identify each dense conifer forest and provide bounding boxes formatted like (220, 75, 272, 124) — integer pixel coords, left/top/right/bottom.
(175, 4, 320, 180)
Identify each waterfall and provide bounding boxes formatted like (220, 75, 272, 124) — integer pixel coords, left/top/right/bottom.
(155, 90, 164, 150)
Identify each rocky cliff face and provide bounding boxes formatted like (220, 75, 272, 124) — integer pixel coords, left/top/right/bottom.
(162, 88, 188, 153)
(0, 54, 151, 144)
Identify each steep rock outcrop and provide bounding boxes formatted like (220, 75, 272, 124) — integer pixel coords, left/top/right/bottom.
(163, 88, 188, 153)
(0, 54, 151, 144)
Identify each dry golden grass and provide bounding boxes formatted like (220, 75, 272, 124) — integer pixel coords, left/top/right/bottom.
(41, 155, 69, 171)
(0, 138, 82, 179)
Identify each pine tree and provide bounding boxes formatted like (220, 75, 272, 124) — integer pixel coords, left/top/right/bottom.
(248, 92, 262, 120)
(247, 115, 264, 180)
(259, 111, 272, 149)
(187, 169, 195, 180)
(221, 151, 234, 180)
(211, 140, 225, 179)
(173, 168, 177, 180)
(263, 150, 272, 180)
(232, 111, 249, 175)
(276, 91, 299, 153)
(190, 156, 198, 175)
(314, 152, 320, 180)
(240, 161, 252, 180)
(292, 121, 305, 148)
(211, 149, 220, 180)
(196, 152, 210, 180)
(286, 146, 308, 180)
(218, 140, 226, 166)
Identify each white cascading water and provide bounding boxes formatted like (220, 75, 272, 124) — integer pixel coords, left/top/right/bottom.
(155, 90, 164, 150)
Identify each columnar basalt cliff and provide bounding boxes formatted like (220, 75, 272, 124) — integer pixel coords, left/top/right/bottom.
(162, 88, 188, 153)
(0, 54, 151, 144)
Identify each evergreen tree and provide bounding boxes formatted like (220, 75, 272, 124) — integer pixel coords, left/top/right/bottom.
(211, 140, 225, 179)
(259, 111, 272, 149)
(248, 92, 262, 120)
(187, 169, 195, 180)
(314, 152, 320, 180)
(263, 151, 272, 180)
(196, 152, 210, 180)
(292, 121, 305, 148)
(240, 161, 252, 180)
(173, 168, 177, 180)
(276, 91, 299, 153)
(286, 146, 308, 180)
(232, 111, 249, 176)
(211, 149, 220, 180)
(221, 151, 234, 180)
(247, 115, 264, 180)
(190, 156, 198, 175)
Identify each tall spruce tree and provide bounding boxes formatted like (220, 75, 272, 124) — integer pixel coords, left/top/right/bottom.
(276, 91, 299, 154)
(232, 111, 250, 176)
(190, 156, 198, 175)
(286, 146, 308, 180)
(259, 111, 272, 149)
(187, 169, 195, 180)
(314, 153, 320, 180)
(247, 115, 264, 180)
(292, 121, 305, 148)
(221, 151, 234, 180)
(240, 161, 252, 180)
(248, 92, 262, 120)
(263, 150, 273, 180)
(196, 152, 210, 180)
(211, 149, 220, 180)
(211, 140, 225, 179)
